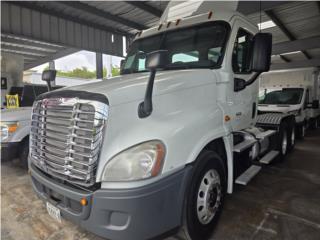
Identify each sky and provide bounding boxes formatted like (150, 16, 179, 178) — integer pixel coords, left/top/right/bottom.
(31, 50, 124, 73)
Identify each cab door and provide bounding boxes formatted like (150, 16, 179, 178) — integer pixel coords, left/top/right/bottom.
(229, 25, 258, 131)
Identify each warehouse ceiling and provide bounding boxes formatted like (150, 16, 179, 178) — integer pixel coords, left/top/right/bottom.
(1, 1, 320, 70)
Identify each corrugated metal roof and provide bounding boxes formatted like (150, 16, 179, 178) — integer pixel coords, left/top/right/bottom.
(1, 1, 319, 70)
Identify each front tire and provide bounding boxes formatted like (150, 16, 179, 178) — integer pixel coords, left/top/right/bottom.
(178, 151, 226, 240)
(288, 124, 295, 152)
(276, 122, 289, 161)
(19, 138, 29, 169)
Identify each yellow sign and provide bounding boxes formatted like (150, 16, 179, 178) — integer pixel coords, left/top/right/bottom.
(6, 94, 20, 109)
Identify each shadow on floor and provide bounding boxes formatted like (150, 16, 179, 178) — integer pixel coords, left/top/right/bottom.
(1, 129, 320, 240)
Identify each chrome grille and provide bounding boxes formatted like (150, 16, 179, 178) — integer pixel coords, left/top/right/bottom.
(30, 97, 108, 187)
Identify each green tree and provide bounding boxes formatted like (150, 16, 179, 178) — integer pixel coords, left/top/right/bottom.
(111, 66, 120, 77)
(58, 67, 96, 79)
(43, 65, 121, 79)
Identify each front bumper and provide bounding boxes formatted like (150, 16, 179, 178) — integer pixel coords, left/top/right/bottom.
(30, 163, 192, 240)
(1, 142, 19, 161)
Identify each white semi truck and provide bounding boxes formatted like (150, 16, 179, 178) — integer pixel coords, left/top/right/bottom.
(29, 2, 297, 240)
(259, 68, 320, 138)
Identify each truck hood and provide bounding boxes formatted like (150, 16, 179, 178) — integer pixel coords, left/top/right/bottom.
(258, 104, 301, 113)
(60, 69, 216, 106)
(1, 107, 32, 122)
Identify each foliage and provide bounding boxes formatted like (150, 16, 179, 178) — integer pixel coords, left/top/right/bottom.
(44, 66, 120, 79)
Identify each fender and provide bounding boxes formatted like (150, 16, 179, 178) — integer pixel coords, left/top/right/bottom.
(9, 120, 30, 143)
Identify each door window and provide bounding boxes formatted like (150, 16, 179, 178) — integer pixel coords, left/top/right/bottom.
(232, 29, 253, 74)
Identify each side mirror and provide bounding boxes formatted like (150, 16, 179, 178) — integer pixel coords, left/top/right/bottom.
(251, 33, 272, 72)
(120, 59, 125, 68)
(42, 70, 57, 91)
(145, 50, 169, 70)
(306, 103, 312, 109)
(138, 50, 169, 118)
(42, 69, 56, 83)
(312, 100, 319, 109)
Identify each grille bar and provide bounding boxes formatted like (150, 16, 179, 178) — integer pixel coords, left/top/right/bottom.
(30, 97, 108, 187)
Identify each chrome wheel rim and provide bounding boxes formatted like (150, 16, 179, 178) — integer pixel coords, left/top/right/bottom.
(282, 131, 288, 155)
(196, 169, 221, 225)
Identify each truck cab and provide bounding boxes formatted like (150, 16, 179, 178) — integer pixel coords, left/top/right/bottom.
(28, 2, 295, 240)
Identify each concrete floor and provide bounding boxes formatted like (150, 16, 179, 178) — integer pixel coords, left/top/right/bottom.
(1, 129, 320, 240)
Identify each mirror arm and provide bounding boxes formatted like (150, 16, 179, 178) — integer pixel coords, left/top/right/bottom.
(245, 72, 262, 87)
(138, 69, 156, 118)
(46, 80, 52, 92)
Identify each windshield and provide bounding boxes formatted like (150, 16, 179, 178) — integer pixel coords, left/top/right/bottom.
(121, 22, 229, 74)
(259, 88, 304, 105)
(6, 85, 62, 107)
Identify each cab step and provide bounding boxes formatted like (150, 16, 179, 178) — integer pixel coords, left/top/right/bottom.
(255, 130, 276, 139)
(259, 150, 279, 164)
(235, 165, 261, 185)
(233, 139, 257, 153)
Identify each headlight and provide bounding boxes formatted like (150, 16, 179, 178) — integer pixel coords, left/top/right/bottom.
(288, 110, 301, 116)
(0, 122, 18, 141)
(102, 141, 165, 182)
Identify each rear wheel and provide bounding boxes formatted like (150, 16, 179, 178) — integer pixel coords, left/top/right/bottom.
(177, 151, 226, 240)
(297, 123, 306, 139)
(310, 118, 319, 129)
(19, 137, 29, 169)
(315, 118, 319, 129)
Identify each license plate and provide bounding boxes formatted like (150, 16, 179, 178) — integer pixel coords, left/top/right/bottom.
(46, 202, 61, 223)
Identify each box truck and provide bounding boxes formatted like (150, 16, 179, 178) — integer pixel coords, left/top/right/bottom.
(259, 68, 320, 138)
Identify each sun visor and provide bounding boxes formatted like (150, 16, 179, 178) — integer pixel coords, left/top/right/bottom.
(160, 0, 239, 23)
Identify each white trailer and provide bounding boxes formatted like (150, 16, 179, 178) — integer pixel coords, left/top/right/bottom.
(259, 68, 320, 138)
(29, 2, 297, 240)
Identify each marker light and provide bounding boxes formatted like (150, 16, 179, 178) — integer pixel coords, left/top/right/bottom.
(80, 198, 88, 206)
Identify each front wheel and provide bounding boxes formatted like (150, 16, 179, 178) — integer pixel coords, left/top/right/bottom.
(288, 124, 295, 152)
(275, 122, 289, 162)
(178, 151, 226, 240)
(19, 138, 29, 169)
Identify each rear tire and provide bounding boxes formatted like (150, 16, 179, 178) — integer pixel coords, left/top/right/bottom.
(19, 138, 29, 169)
(310, 118, 318, 129)
(315, 118, 319, 129)
(296, 123, 306, 139)
(177, 151, 226, 240)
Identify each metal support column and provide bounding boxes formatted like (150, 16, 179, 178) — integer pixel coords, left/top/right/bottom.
(96, 52, 103, 79)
